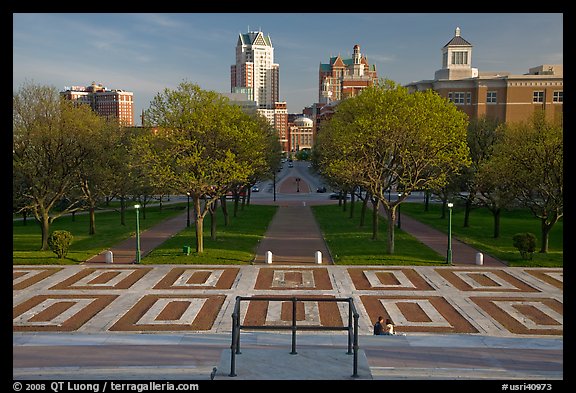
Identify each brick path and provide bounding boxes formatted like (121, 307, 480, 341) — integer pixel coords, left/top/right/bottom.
(13, 172, 563, 380)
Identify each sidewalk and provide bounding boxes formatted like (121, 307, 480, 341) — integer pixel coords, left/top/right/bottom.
(85, 211, 188, 264)
(13, 332, 563, 380)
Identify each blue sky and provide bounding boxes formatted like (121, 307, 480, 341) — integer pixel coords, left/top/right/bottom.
(13, 13, 563, 125)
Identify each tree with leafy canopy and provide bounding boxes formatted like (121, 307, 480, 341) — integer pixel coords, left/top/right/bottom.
(316, 79, 471, 254)
(140, 81, 271, 253)
(13, 82, 110, 250)
(489, 111, 562, 253)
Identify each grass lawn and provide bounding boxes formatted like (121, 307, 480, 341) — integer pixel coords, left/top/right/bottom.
(12, 203, 187, 265)
(143, 204, 278, 264)
(400, 202, 563, 267)
(312, 203, 447, 265)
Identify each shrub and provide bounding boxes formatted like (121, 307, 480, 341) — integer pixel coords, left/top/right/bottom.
(48, 230, 74, 259)
(512, 232, 536, 260)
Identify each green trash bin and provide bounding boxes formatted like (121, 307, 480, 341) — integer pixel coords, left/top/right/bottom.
(183, 246, 191, 255)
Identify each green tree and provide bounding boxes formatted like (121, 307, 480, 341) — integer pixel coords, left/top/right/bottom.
(141, 81, 269, 253)
(13, 82, 104, 250)
(491, 111, 563, 253)
(460, 116, 502, 227)
(316, 79, 470, 254)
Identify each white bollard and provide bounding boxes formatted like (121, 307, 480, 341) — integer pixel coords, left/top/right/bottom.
(266, 251, 273, 264)
(315, 250, 322, 264)
(476, 252, 484, 266)
(104, 250, 113, 264)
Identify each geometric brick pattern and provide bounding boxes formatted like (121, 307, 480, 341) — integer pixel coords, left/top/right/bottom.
(13, 294, 118, 332)
(12, 265, 563, 337)
(434, 268, 540, 292)
(360, 295, 478, 333)
(524, 269, 563, 290)
(13, 267, 63, 290)
(153, 267, 239, 290)
(347, 267, 434, 291)
(470, 296, 563, 335)
(254, 267, 333, 290)
(49, 267, 151, 290)
(109, 294, 226, 332)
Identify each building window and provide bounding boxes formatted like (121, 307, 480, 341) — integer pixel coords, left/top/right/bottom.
(533, 91, 545, 103)
(451, 51, 468, 65)
(466, 92, 471, 105)
(553, 91, 563, 103)
(450, 92, 465, 105)
(487, 91, 497, 104)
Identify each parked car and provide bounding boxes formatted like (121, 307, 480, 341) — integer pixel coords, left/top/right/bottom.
(329, 192, 350, 200)
(316, 187, 327, 193)
(251, 186, 260, 192)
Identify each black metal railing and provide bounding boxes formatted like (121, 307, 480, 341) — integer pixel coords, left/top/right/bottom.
(229, 295, 360, 378)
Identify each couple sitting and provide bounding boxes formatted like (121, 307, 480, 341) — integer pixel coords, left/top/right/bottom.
(373, 316, 405, 336)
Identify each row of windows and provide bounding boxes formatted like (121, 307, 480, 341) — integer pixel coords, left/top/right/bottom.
(448, 90, 563, 105)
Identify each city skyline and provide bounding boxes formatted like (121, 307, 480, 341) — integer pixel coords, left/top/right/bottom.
(13, 13, 563, 125)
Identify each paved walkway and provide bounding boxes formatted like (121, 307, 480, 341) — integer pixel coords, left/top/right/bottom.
(13, 174, 564, 381)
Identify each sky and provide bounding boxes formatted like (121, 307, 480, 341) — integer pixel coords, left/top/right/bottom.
(13, 13, 563, 125)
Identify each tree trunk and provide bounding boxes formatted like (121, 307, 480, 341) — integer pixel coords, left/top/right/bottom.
(493, 207, 501, 238)
(386, 205, 396, 255)
(342, 191, 347, 212)
(210, 199, 218, 241)
(221, 196, 229, 226)
(22, 211, 27, 225)
(371, 198, 379, 241)
(359, 194, 368, 227)
(233, 194, 240, 218)
(464, 197, 472, 227)
(89, 206, 96, 235)
(194, 197, 204, 253)
(120, 196, 126, 226)
(349, 187, 355, 219)
(540, 218, 551, 253)
(40, 213, 50, 251)
(424, 190, 430, 212)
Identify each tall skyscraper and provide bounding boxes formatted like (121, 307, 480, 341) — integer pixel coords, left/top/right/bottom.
(231, 29, 288, 152)
(231, 29, 279, 110)
(61, 82, 134, 126)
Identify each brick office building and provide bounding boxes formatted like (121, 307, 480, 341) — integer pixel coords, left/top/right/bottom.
(318, 44, 378, 104)
(61, 82, 134, 126)
(405, 27, 563, 124)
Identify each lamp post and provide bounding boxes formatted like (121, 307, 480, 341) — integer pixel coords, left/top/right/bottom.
(296, 177, 301, 193)
(186, 192, 191, 227)
(134, 204, 141, 264)
(397, 193, 402, 229)
(447, 202, 453, 265)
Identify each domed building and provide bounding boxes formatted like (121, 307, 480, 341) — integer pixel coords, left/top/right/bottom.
(288, 116, 314, 153)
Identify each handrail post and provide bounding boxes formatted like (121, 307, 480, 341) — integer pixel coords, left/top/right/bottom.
(235, 302, 242, 354)
(229, 307, 238, 377)
(347, 299, 353, 354)
(290, 297, 297, 354)
(352, 311, 359, 378)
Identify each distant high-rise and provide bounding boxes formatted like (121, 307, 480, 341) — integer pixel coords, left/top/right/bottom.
(231, 30, 279, 110)
(318, 44, 378, 104)
(61, 82, 134, 126)
(231, 30, 289, 152)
